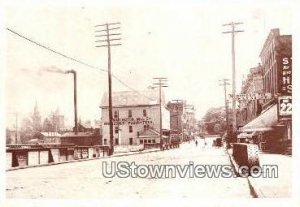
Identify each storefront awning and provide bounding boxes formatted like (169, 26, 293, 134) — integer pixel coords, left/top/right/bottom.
(239, 104, 278, 132)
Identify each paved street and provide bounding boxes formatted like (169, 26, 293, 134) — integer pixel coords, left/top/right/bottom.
(6, 141, 252, 199)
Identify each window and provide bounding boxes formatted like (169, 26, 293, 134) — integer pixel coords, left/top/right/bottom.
(128, 110, 132, 118)
(143, 109, 147, 117)
(129, 125, 133, 133)
(137, 132, 140, 137)
(115, 138, 119, 145)
(140, 140, 143, 144)
(115, 126, 119, 134)
(114, 111, 119, 119)
(152, 139, 155, 143)
(144, 125, 149, 131)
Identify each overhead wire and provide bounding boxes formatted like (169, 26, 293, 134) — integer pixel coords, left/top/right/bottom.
(6, 27, 155, 101)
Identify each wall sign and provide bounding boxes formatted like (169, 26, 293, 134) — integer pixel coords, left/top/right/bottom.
(278, 56, 292, 95)
(278, 96, 292, 120)
(104, 117, 153, 125)
(230, 93, 272, 101)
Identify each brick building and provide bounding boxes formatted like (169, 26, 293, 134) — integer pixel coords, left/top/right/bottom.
(237, 64, 264, 128)
(239, 28, 292, 153)
(167, 101, 184, 134)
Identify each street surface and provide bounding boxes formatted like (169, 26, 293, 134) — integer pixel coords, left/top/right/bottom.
(6, 140, 252, 199)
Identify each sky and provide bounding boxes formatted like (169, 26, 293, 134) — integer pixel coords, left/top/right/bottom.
(3, 1, 292, 128)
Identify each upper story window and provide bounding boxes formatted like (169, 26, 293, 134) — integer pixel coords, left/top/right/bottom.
(114, 111, 119, 119)
(143, 109, 147, 117)
(129, 125, 133, 133)
(128, 110, 132, 118)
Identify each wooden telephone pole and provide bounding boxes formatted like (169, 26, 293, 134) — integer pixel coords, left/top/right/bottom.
(222, 22, 244, 131)
(95, 22, 121, 155)
(153, 78, 168, 150)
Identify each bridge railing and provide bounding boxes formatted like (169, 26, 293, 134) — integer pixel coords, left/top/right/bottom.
(6, 144, 110, 170)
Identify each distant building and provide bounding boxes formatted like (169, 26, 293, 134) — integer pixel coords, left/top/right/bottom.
(237, 64, 264, 128)
(167, 101, 184, 134)
(60, 131, 101, 146)
(32, 102, 42, 132)
(41, 132, 62, 144)
(183, 105, 197, 137)
(100, 88, 170, 146)
(51, 108, 65, 132)
(42, 108, 65, 133)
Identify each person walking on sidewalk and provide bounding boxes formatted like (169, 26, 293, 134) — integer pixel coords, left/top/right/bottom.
(195, 140, 198, 147)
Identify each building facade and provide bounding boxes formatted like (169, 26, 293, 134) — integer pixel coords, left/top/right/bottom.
(167, 101, 184, 134)
(237, 64, 264, 128)
(100, 89, 170, 146)
(239, 28, 292, 153)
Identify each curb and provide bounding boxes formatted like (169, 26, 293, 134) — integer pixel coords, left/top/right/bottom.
(225, 148, 262, 198)
(6, 148, 161, 172)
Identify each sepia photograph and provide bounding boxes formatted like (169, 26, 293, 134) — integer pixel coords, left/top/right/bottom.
(1, 0, 297, 206)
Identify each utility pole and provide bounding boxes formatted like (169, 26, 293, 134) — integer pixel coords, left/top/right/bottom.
(95, 22, 121, 155)
(15, 113, 18, 144)
(222, 22, 244, 131)
(153, 78, 168, 150)
(219, 79, 230, 134)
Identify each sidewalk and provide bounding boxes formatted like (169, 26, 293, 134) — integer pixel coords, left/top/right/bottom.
(227, 148, 292, 197)
(248, 153, 292, 197)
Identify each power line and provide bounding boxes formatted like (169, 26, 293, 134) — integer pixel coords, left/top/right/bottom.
(6, 27, 153, 101)
(6, 28, 107, 72)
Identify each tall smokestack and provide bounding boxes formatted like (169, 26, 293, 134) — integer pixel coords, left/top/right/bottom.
(65, 70, 78, 135)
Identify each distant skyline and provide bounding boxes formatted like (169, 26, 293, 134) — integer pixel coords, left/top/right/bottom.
(4, 1, 292, 127)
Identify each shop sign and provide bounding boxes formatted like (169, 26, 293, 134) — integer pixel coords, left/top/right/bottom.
(278, 96, 292, 120)
(230, 93, 272, 101)
(278, 56, 292, 95)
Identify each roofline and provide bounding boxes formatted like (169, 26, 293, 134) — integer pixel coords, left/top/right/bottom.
(259, 28, 280, 57)
(100, 104, 160, 109)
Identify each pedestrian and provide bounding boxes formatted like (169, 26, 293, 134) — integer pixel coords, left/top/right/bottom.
(195, 140, 198, 147)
